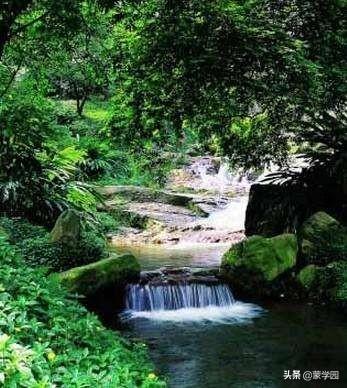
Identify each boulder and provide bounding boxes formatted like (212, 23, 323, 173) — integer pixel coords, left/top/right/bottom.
(50, 209, 81, 244)
(299, 212, 347, 265)
(323, 262, 347, 305)
(222, 234, 298, 282)
(221, 234, 298, 296)
(58, 253, 140, 295)
(297, 264, 319, 290)
(296, 261, 347, 306)
(245, 184, 309, 237)
(245, 181, 347, 237)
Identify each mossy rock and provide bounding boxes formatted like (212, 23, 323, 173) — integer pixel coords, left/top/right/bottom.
(314, 261, 347, 304)
(296, 261, 347, 305)
(97, 185, 193, 207)
(59, 254, 140, 295)
(297, 264, 319, 290)
(299, 212, 347, 265)
(50, 209, 81, 244)
(222, 234, 298, 282)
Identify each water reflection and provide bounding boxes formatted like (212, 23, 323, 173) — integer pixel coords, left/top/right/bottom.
(120, 303, 347, 388)
(110, 243, 229, 270)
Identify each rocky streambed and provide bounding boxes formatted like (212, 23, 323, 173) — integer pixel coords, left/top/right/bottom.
(99, 156, 251, 247)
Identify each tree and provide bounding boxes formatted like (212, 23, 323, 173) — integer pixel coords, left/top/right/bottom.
(42, 3, 115, 115)
(0, 0, 85, 59)
(0, 0, 32, 58)
(1, 1, 117, 115)
(109, 0, 346, 166)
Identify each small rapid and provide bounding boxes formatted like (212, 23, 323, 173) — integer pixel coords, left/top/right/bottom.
(202, 196, 249, 231)
(126, 283, 235, 310)
(123, 281, 263, 323)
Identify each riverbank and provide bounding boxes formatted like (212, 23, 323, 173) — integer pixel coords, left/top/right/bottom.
(0, 231, 165, 386)
(2, 151, 346, 388)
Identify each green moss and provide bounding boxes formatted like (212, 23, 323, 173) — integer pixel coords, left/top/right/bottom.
(59, 253, 140, 295)
(334, 264, 347, 301)
(222, 242, 242, 266)
(299, 212, 347, 265)
(222, 234, 298, 282)
(315, 261, 347, 303)
(297, 264, 319, 289)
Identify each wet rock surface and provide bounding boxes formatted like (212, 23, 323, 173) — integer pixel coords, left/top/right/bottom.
(98, 185, 193, 204)
(102, 156, 251, 246)
(122, 202, 199, 227)
(138, 265, 221, 285)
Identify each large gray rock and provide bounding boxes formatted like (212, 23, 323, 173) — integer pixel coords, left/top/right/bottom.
(245, 182, 347, 237)
(50, 209, 81, 244)
(245, 184, 309, 237)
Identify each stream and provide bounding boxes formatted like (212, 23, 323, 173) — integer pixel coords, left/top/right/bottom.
(119, 299, 347, 387)
(109, 158, 347, 387)
(112, 243, 347, 388)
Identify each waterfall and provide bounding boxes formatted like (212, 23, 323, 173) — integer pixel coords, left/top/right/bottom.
(123, 281, 263, 323)
(203, 196, 249, 231)
(126, 283, 235, 311)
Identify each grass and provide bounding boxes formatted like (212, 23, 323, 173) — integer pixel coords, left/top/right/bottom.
(83, 99, 112, 123)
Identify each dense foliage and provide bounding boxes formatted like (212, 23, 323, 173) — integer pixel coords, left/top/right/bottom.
(107, 0, 346, 167)
(0, 0, 345, 385)
(1, 0, 345, 219)
(0, 217, 105, 271)
(0, 231, 164, 386)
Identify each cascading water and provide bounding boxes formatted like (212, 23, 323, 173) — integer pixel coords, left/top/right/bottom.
(198, 159, 253, 196)
(123, 280, 263, 323)
(202, 196, 249, 231)
(126, 282, 235, 311)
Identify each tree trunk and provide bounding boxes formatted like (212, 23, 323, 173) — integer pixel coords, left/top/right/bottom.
(76, 94, 88, 116)
(0, 25, 9, 59)
(0, 0, 33, 60)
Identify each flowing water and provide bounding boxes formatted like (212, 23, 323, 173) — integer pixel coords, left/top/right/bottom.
(119, 300, 347, 387)
(115, 239, 347, 387)
(111, 159, 347, 387)
(123, 282, 262, 323)
(202, 196, 249, 231)
(112, 243, 229, 270)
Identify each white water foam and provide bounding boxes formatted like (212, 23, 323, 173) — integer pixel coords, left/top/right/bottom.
(123, 302, 263, 323)
(203, 196, 249, 231)
(198, 161, 252, 195)
(123, 281, 264, 323)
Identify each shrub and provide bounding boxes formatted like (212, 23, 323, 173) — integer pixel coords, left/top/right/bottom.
(313, 261, 347, 303)
(19, 231, 105, 271)
(0, 217, 47, 243)
(0, 217, 106, 271)
(77, 138, 123, 180)
(96, 212, 120, 234)
(0, 233, 165, 387)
